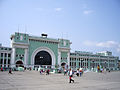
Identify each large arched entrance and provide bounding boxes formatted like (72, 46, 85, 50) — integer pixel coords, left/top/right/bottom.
(31, 47, 56, 68)
(35, 51, 52, 65)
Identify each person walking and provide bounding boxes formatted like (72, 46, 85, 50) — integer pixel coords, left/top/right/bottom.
(76, 69, 79, 77)
(64, 69, 67, 75)
(97, 65, 100, 72)
(79, 69, 83, 77)
(1, 67, 3, 72)
(69, 68, 74, 83)
(39, 69, 42, 75)
(8, 68, 12, 74)
(46, 69, 50, 75)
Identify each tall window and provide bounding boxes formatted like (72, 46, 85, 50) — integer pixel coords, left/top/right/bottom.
(1, 53, 3, 57)
(8, 54, 11, 57)
(0, 59, 3, 64)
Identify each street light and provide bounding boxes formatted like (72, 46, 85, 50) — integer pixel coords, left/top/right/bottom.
(92, 60, 94, 71)
(104, 61, 107, 70)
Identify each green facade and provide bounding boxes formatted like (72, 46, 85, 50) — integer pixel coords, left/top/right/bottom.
(28, 39, 58, 65)
(59, 39, 70, 48)
(61, 52, 68, 63)
(14, 32, 29, 43)
(10, 32, 71, 68)
(15, 48, 25, 61)
(70, 51, 119, 71)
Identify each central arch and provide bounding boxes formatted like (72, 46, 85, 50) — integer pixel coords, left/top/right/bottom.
(35, 51, 52, 65)
(31, 47, 56, 67)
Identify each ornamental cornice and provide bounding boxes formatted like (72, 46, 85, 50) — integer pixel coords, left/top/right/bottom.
(59, 47, 70, 50)
(29, 37, 59, 43)
(12, 42, 29, 48)
(0, 51, 12, 53)
(58, 48, 70, 52)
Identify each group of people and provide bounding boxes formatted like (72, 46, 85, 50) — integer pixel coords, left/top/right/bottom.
(76, 69, 83, 77)
(64, 68, 83, 76)
(1, 66, 84, 84)
(63, 68, 84, 83)
(97, 65, 110, 73)
(39, 69, 50, 75)
(1, 67, 12, 74)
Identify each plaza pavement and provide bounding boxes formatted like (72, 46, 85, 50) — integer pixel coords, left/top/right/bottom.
(0, 70, 120, 90)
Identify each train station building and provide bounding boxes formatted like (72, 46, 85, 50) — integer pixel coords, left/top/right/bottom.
(0, 32, 119, 71)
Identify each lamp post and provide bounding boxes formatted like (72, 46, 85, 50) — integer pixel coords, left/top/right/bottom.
(92, 60, 94, 71)
(104, 61, 106, 71)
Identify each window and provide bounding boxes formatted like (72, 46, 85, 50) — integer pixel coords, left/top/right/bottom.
(4, 59, 6, 64)
(1, 53, 3, 57)
(20, 57, 23, 59)
(5, 53, 7, 57)
(0, 59, 3, 64)
(16, 55, 18, 57)
(16, 36, 19, 39)
(8, 54, 11, 57)
(8, 59, 10, 64)
(9, 48, 12, 50)
(70, 62, 71, 66)
(24, 35, 26, 40)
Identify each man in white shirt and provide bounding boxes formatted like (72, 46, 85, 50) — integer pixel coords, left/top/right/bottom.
(69, 68, 74, 83)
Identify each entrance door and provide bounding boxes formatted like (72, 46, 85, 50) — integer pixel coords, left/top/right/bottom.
(16, 61, 23, 67)
(35, 51, 52, 65)
(61, 63, 66, 68)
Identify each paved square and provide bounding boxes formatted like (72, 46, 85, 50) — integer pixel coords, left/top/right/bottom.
(0, 71, 120, 90)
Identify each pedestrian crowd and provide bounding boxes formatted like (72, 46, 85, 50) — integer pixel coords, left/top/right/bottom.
(62, 68, 84, 83)
(1, 65, 112, 84)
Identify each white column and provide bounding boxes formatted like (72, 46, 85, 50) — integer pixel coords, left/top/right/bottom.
(80, 59, 81, 68)
(58, 51, 61, 66)
(86, 59, 87, 69)
(84, 59, 85, 69)
(67, 52, 70, 67)
(11, 48, 16, 67)
(2, 53, 4, 67)
(24, 48, 28, 67)
(6, 53, 8, 67)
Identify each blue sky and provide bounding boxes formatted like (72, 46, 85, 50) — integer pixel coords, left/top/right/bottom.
(0, 0, 120, 57)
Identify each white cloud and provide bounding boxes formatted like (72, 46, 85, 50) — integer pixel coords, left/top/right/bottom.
(83, 41, 120, 53)
(83, 10, 94, 15)
(96, 41, 118, 48)
(55, 8, 62, 12)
